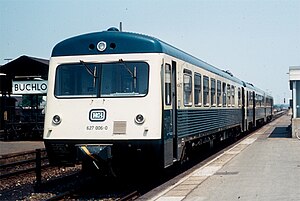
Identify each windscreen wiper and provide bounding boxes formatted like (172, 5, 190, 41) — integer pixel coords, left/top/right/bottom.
(118, 59, 137, 90)
(80, 60, 98, 87)
(118, 59, 136, 78)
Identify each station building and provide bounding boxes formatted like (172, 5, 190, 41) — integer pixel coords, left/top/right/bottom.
(289, 66, 300, 139)
(0, 55, 49, 140)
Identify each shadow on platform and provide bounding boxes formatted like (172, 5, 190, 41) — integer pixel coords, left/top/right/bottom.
(269, 126, 292, 138)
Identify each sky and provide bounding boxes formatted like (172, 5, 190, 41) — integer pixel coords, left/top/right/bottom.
(1, 0, 299, 104)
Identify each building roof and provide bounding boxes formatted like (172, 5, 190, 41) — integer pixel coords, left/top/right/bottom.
(0, 55, 49, 79)
(0, 55, 49, 94)
(289, 66, 300, 90)
(289, 66, 300, 81)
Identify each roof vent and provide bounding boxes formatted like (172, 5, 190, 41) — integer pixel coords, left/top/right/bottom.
(107, 27, 119, 32)
(246, 82, 254, 87)
(223, 70, 233, 77)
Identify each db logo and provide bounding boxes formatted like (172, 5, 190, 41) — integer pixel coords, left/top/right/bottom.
(89, 109, 106, 122)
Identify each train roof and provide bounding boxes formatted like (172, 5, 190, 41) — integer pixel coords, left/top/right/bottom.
(52, 28, 244, 85)
(244, 82, 272, 97)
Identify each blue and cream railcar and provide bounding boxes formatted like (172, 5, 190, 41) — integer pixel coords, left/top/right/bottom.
(244, 82, 273, 129)
(43, 28, 269, 171)
(253, 87, 268, 126)
(265, 94, 273, 122)
(244, 82, 259, 129)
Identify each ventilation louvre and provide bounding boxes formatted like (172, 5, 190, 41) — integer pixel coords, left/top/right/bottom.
(113, 121, 127, 134)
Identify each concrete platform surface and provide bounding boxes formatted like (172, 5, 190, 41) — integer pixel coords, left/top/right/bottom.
(146, 115, 300, 201)
(0, 141, 45, 155)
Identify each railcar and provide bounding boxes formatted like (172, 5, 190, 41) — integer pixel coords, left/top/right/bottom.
(43, 28, 273, 173)
(244, 82, 273, 130)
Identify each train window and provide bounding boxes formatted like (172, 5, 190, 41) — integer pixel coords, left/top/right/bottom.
(211, 78, 216, 106)
(222, 83, 227, 106)
(165, 64, 172, 105)
(55, 64, 99, 97)
(246, 91, 249, 107)
(231, 85, 235, 107)
(217, 80, 222, 107)
(100, 62, 148, 97)
(266, 97, 270, 107)
(194, 73, 202, 106)
(249, 92, 253, 107)
(183, 69, 192, 106)
(227, 84, 231, 106)
(257, 95, 262, 107)
(54, 62, 149, 98)
(203, 76, 209, 106)
(238, 87, 241, 107)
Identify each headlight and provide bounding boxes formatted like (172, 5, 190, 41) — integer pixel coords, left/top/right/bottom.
(97, 41, 107, 52)
(52, 115, 62, 125)
(135, 114, 145, 124)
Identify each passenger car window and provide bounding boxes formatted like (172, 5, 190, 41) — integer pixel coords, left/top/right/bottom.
(165, 64, 172, 105)
(203, 76, 209, 106)
(211, 78, 216, 106)
(223, 83, 227, 106)
(227, 84, 231, 106)
(183, 69, 192, 106)
(217, 80, 222, 106)
(194, 73, 202, 106)
(231, 85, 235, 107)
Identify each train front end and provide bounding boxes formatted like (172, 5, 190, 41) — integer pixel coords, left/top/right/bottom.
(43, 30, 163, 170)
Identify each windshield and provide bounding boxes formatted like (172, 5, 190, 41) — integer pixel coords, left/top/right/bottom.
(54, 61, 149, 98)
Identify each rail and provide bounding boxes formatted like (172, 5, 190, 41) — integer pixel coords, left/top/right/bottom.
(117, 191, 140, 201)
(0, 149, 48, 186)
(45, 189, 140, 201)
(273, 110, 286, 119)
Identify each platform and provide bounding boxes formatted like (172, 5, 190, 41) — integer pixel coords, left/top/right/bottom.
(0, 140, 45, 155)
(142, 114, 300, 201)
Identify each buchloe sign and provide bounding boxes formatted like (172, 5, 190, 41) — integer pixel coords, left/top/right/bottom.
(12, 80, 48, 94)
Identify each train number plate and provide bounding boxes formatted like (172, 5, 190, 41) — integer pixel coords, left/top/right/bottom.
(89, 109, 106, 122)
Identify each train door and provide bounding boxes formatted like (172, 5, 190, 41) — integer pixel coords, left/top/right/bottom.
(246, 90, 249, 130)
(171, 61, 177, 160)
(264, 94, 267, 121)
(242, 87, 245, 132)
(163, 61, 177, 167)
(253, 91, 256, 128)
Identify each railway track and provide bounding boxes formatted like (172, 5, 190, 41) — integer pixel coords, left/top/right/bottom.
(45, 189, 140, 201)
(0, 151, 139, 200)
(0, 149, 48, 180)
(0, 149, 81, 200)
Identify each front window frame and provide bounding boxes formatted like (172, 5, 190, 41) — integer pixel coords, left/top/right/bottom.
(54, 61, 149, 98)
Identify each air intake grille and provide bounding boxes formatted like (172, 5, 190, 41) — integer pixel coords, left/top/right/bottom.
(113, 121, 127, 134)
